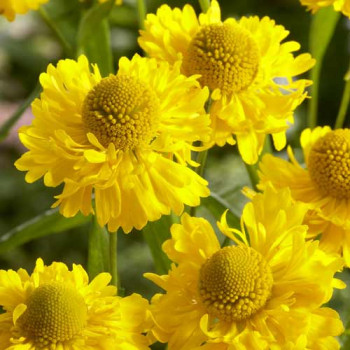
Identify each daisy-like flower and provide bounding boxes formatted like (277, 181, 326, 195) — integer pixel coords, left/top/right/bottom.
(0, 0, 48, 21)
(0, 258, 152, 350)
(15, 55, 210, 233)
(145, 185, 344, 349)
(259, 126, 350, 266)
(300, 0, 350, 18)
(138, 0, 315, 164)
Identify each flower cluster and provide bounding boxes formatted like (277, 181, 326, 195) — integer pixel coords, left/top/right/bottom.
(3, 0, 350, 349)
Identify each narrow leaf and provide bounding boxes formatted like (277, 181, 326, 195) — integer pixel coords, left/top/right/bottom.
(81, 19, 113, 76)
(309, 7, 340, 62)
(142, 215, 172, 275)
(0, 209, 91, 254)
(77, 0, 115, 75)
(77, 0, 115, 48)
(0, 84, 40, 141)
(201, 192, 241, 230)
(308, 7, 339, 127)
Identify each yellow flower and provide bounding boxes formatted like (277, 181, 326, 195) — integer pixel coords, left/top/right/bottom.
(0, 258, 152, 350)
(300, 0, 350, 18)
(0, 0, 48, 21)
(138, 0, 315, 164)
(145, 185, 344, 349)
(15, 55, 210, 233)
(259, 126, 350, 266)
(98, 0, 122, 5)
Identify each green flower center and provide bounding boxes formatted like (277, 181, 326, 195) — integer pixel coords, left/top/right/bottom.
(18, 282, 87, 347)
(182, 22, 260, 94)
(308, 129, 350, 199)
(199, 245, 273, 321)
(82, 75, 160, 150)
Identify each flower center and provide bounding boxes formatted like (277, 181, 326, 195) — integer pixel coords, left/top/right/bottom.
(182, 22, 260, 94)
(18, 282, 87, 347)
(308, 129, 350, 199)
(199, 245, 273, 322)
(82, 75, 160, 150)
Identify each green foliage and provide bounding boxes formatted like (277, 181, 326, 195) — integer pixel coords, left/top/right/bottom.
(0, 209, 91, 255)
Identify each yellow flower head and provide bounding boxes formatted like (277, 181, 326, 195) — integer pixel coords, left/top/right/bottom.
(0, 0, 48, 21)
(300, 0, 350, 18)
(145, 185, 344, 349)
(0, 258, 152, 350)
(138, 0, 315, 164)
(259, 126, 350, 266)
(15, 55, 210, 233)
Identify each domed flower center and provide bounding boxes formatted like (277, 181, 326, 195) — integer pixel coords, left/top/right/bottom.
(18, 282, 87, 347)
(308, 129, 350, 199)
(199, 245, 273, 322)
(82, 75, 160, 150)
(182, 22, 260, 94)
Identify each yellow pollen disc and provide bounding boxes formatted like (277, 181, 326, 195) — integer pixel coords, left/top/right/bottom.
(308, 129, 350, 199)
(199, 245, 273, 322)
(182, 22, 260, 94)
(18, 282, 87, 347)
(82, 75, 160, 150)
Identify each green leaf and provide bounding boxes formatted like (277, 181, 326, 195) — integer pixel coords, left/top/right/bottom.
(77, 0, 114, 48)
(87, 217, 109, 279)
(201, 192, 240, 231)
(0, 84, 40, 142)
(142, 215, 173, 275)
(308, 7, 340, 128)
(39, 0, 83, 56)
(77, 0, 115, 76)
(0, 209, 91, 254)
(309, 7, 340, 62)
(80, 19, 113, 76)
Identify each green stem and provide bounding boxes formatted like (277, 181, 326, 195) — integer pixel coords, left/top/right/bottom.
(38, 7, 73, 57)
(87, 217, 109, 280)
(0, 84, 40, 141)
(198, 0, 210, 13)
(335, 65, 350, 129)
(196, 149, 208, 178)
(109, 232, 119, 289)
(137, 0, 147, 30)
(190, 149, 208, 217)
(244, 163, 259, 191)
(307, 64, 321, 129)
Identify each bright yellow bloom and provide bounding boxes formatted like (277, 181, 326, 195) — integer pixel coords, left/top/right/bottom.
(98, 0, 122, 5)
(259, 126, 350, 266)
(300, 0, 350, 18)
(145, 185, 344, 349)
(0, 0, 48, 21)
(0, 258, 152, 350)
(138, 0, 315, 164)
(15, 55, 210, 233)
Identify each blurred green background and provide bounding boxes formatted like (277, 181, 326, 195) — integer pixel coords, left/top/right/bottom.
(0, 1, 350, 346)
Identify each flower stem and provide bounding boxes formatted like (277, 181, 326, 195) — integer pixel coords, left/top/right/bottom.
(198, 0, 210, 13)
(109, 232, 119, 289)
(244, 163, 259, 191)
(0, 83, 40, 141)
(190, 149, 208, 217)
(137, 0, 147, 30)
(335, 65, 350, 129)
(38, 7, 74, 57)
